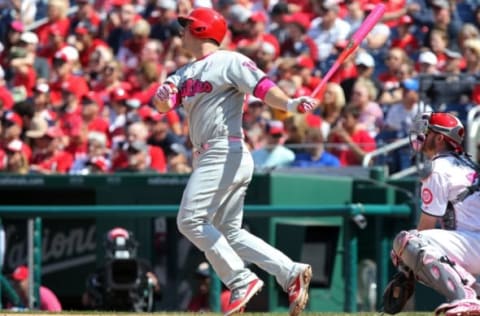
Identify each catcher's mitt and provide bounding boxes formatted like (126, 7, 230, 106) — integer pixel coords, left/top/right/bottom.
(382, 271, 415, 314)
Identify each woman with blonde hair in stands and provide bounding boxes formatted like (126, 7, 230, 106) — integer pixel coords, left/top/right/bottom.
(35, 0, 70, 48)
(4, 140, 29, 174)
(318, 82, 346, 140)
(463, 38, 480, 75)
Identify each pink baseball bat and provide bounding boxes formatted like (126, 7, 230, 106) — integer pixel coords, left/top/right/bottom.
(298, 4, 386, 112)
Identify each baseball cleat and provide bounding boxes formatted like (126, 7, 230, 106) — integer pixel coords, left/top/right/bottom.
(224, 278, 264, 316)
(288, 265, 312, 316)
(435, 299, 480, 316)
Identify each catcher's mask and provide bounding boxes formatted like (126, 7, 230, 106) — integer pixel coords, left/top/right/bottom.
(409, 112, 464, 153)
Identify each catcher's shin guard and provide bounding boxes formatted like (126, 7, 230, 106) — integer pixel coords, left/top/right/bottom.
(392, 230, 477, 301)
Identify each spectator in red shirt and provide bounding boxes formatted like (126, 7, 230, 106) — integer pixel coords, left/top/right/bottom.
(390, 15, 420, 57)
(70, 0, 101, 32)
(36, 0, 71, 51)
(378, 47, 410, 97)
(130, 60, 161, 106)
(112, 121, 167, 173)
(1, 110, 32, 162)
(91, 60, 131, 107)
(37, 24, 68, 64)
(74, 21, 109, 68)
(0, 66, 13, 111)
(27, 122, 73, 174)
(81, 93, 110, 136)
(49, 46, 89, 107)
(281, 12, 318, 61)
(328, 105, 376, 166)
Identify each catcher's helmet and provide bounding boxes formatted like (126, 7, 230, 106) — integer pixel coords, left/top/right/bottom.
(428, 112, 464, 148)
(410, 112, 464, 152)
(178, 7, 227, 45)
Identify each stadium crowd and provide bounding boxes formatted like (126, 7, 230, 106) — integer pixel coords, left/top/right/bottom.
(0, 0, 479, 175)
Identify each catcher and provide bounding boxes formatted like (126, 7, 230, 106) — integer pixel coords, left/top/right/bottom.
(384, 112, 480, 316)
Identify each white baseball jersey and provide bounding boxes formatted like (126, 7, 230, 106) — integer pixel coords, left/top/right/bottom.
(166, 50, 266, 149)
(421, 154, 480, 232)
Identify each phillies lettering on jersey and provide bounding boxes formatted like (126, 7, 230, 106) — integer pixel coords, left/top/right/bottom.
(180, 79, 213, 97)
(166, 50, 266, 149)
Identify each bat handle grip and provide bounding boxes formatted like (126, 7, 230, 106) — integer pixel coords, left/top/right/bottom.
(297, 103, 307, 113)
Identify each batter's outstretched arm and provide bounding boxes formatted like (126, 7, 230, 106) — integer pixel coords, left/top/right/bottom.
(263, 85, 318, 113)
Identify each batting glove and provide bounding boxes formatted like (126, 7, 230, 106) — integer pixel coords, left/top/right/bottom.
(155, 83, 177, 102)
(286, 96, 316, 113)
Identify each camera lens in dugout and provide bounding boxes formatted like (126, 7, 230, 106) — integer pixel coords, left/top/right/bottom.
(104, 227, 138, 259)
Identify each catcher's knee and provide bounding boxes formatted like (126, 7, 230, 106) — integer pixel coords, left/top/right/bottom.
(391, 230, 476, 301)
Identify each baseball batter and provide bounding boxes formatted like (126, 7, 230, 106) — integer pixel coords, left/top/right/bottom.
(387, 112, 480, 316)
(152, 7, 315, 316)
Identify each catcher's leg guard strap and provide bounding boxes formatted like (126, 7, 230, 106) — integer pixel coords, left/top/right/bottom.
(392, 230, 477, 301)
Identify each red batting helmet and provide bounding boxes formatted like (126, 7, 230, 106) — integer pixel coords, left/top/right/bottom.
(178, 7, 227, 45)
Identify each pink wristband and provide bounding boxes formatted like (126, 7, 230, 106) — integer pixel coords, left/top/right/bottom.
(253, 77, 276, 100)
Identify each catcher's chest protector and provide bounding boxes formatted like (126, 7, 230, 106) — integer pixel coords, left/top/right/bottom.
(392, 230, 477, 301)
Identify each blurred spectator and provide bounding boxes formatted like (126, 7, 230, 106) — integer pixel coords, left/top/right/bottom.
(18, 31, 50, 80)
(251, 120, 295, 172)
(116, 140, 158, 173)
(443, 48, 464, 74)
(307, 0, 350, 62)
(1, 110, 32, 161)
(417, 50, 440, 75)
(341, 51, 382, 104)
(236, 11, 280, 60)
(36, 0, 71, 50)
(147, 118, 188, 159)
(464, 38, 480, 75)
(167, 143, 192, 174)
(85, 46, 114, 83)
(281, 12, 318, 61)
(456, 23, 480, 53)
(292, 55, 320, 96)
(70, 131, 110, 174)
(328, 105, 376, 166)
(49, 46, 89, 106)
(243, 96, 270, 149)
(390, 15, 420, 57)
(112, 121, 166, 172)
(379, 59, 416, 107)
(0, 21, 24, 73)
(106, 3, 139, 54)
(149, 0, 181, 43)
(350, 78, 383, 138)
(32, 83, 56, 124)
(27, 122, 73, 174)
(291, 128, 340, 167)
(429, 28, 451, 71)
(187, 261, 230, 313)
(317, 82, 346, 140)
(81, 92, 109, 135)
(410, 0, 463, 51)
(117, 19, 151, 75)
(357, 3, 391, 52)
(3, 139, 29, 174)
(9, 265, 62, 311)
(377, 47, 410, 98)
(0, 66, 14, 111)
(73, 21, 108, 69)
(9, 45, 36, 98)
(70, 0, 101, 33)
